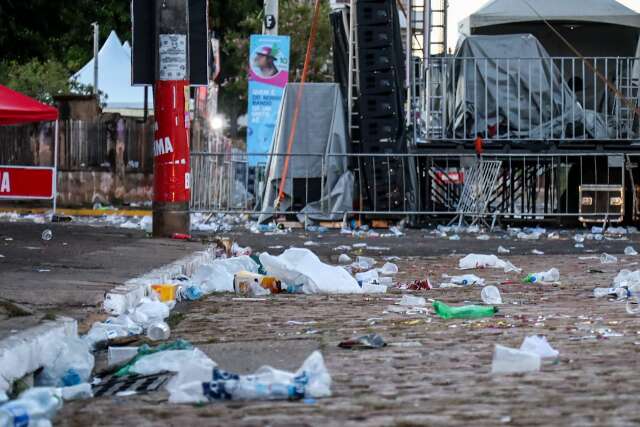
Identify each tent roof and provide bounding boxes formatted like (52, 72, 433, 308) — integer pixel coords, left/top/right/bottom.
(0, 84, 59, 125)
(460, 0, 640, 33)
(72, 31, 152, 110)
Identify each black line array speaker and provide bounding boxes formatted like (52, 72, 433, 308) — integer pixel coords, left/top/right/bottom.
(356, 0, 409, 212)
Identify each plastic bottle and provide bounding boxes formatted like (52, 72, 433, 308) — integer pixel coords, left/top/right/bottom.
(0, 388, 62, 427)
(147, 321, 171, 341)
(41, 229, 53, 241)
(523, 268, 560, 284)
(432, 300, 498, 319)
(593, 286, 634, 300)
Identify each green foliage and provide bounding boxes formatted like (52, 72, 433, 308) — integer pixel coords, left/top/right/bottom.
(0, 0, 130, 103)
(213, 0, 334, 136)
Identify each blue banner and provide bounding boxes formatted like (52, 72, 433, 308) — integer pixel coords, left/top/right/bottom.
(247, 35, 290, 165)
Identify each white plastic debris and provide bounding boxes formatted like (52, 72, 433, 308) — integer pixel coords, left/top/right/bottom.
(35, 337, 94, 387)
(191, 256, 259, 293)
(606, 226, 627, 235)
(338, 254, 352, 264)
(459, 254, 520, 273)
(130, 298, 170, 327)
(83, 314, 143, 348)
(476, 234, 490, 241)
(146, 321, 171, 341)
(398, 295, 426, 307)
(497, 246, 510, 254)
(517, 232, 541, 240)
(180, 351, 331, 403)
(600, 253, 618, 264)
(333, 245, 351, 252)
(574, 234, 585, 243)
(378, 262, 398, 276)
(491, 345, 541, 375)
(625, 246, 638, 256)
(447, 274, 485, 286)
(0, 387, 63, 426)
(352, 256, 376, 271)
(362, 282, 388, 293)
(260, 248, 362, 294)
(481, 286, 502, 305)
(519, 335, 559, 359)
(355, 269, 379, 284)
(108, 346, 139, 367)
(449, 234, 460, 241)
(531, 249, 544, 255)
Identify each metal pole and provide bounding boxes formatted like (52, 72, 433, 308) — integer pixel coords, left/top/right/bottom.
(92, 23, 99, 95)
(263, 0, 279, 35)
(152, 0, 191, 236)
(52, 119, 59, 220)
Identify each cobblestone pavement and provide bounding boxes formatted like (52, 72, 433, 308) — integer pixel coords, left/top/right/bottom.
(58, 231, 640, 426)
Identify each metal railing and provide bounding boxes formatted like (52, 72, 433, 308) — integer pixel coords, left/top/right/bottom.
(423, 56, 640, 142)
(190, 151, 632, 220)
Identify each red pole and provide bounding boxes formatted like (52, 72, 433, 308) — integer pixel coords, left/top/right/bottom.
(152, 1, 190, 237)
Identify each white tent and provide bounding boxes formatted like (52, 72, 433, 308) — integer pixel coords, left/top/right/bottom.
(72, 31, 152, 114)
(460, 0, 640, 34)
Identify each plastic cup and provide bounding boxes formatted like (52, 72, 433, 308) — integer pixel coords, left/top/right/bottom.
(481, 285, 502, 305)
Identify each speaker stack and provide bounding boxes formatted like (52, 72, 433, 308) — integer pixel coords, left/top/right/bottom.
(356, 0, 408, 213)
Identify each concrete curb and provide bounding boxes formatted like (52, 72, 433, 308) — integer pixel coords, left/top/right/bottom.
(0, 317, 77, 394)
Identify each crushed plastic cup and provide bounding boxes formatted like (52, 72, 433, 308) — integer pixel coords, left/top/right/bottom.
(626, 296, 640, 315)
(108, 346, 139, 367)
(41, 229, 53, 241)
(147, 321, 171, 341)
(600, 253, 618, 264)
(338, 254, 352, 264)
(481, 285, 502, 305)
(354, 256, 376, 270)
(497, 246, 510, 254)
(625, 246, 638, 256)
(399, 295, 426, 307)
(491, 344, 541, 375)
(519, 335, 559, 359)
(378, 262, 399, 276)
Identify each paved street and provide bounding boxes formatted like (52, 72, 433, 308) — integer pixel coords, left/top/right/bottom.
(33, 224, 640, 426)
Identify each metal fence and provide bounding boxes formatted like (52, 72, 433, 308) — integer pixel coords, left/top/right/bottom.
(190, 151, 633, 221)
(423, 56, 640, 142)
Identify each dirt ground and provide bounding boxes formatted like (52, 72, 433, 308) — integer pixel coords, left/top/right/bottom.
(53, 228, 640, 427)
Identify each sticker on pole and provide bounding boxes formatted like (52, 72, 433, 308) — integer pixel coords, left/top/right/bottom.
(159, 34, 187, 81)
(0, 166, 54, 199)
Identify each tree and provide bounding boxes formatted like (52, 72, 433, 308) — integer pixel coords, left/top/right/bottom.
(213, 0, 333, 137)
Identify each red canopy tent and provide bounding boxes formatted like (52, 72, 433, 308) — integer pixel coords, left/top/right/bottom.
(0, 84, 59, 215)
(0, 84, 59, 125)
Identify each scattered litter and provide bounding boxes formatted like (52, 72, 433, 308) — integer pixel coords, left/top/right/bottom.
(108, 347, 139, 367)
(0, 387, 63, 425)
(459, 254, 520, 273)
(286, 320, 317, 326)
(269, 245, 284, 250)
(519, 335, 559, 359)
(389, 341, 423, 348)
(36, 337, 94, 387)
(41, 229, 53, 241)
(497, 246, 510, 254)
(481, 285, 502, 305)
(491, 345, 541, 375)
(260, 248, 362, 294)
(333, 245, 351, 251)
(531, 249, 544, 255)
(625, 246, 638, 256)
(352, 256, 376, 271)
(523, 268, 560, 284)
(575, 243, 584, 248)
(395, 278, 432, 291)
(445, 274, 485, 286)
(606, 226, 627, 235)
(600, 253, 618, 264)
(175, 351, 331, 403)
(476, 234, 490, 240)
(547, 232, 560, 239)
(352, 243, 367, 248)
(303, 241, 319, 246)
(378, 262, 398, 276)
(399, 295, 427, 307)
(449, 234, 460, 241)
(93, 373, 171, 397)
(433, 300, 497, 319)
(574, 234, 585, 243)
(338, 333, 386, 350)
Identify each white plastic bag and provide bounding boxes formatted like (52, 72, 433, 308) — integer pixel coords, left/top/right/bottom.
(36, 338, 94, 387)
(459, 254, 520, 273)
(260, 248, 362, 294)
(130, 298, 170, 327)
(199, 350, 331, 402)
(191, 256, 258, 293)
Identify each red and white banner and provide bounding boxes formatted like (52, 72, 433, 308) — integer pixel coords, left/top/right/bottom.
(0, 166, 54, 199)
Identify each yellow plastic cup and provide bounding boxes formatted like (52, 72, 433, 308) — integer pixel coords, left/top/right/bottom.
(151, 284, 177, 302)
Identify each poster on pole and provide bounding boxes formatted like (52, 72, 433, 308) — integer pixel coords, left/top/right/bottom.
(247, 34, 290, 165)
